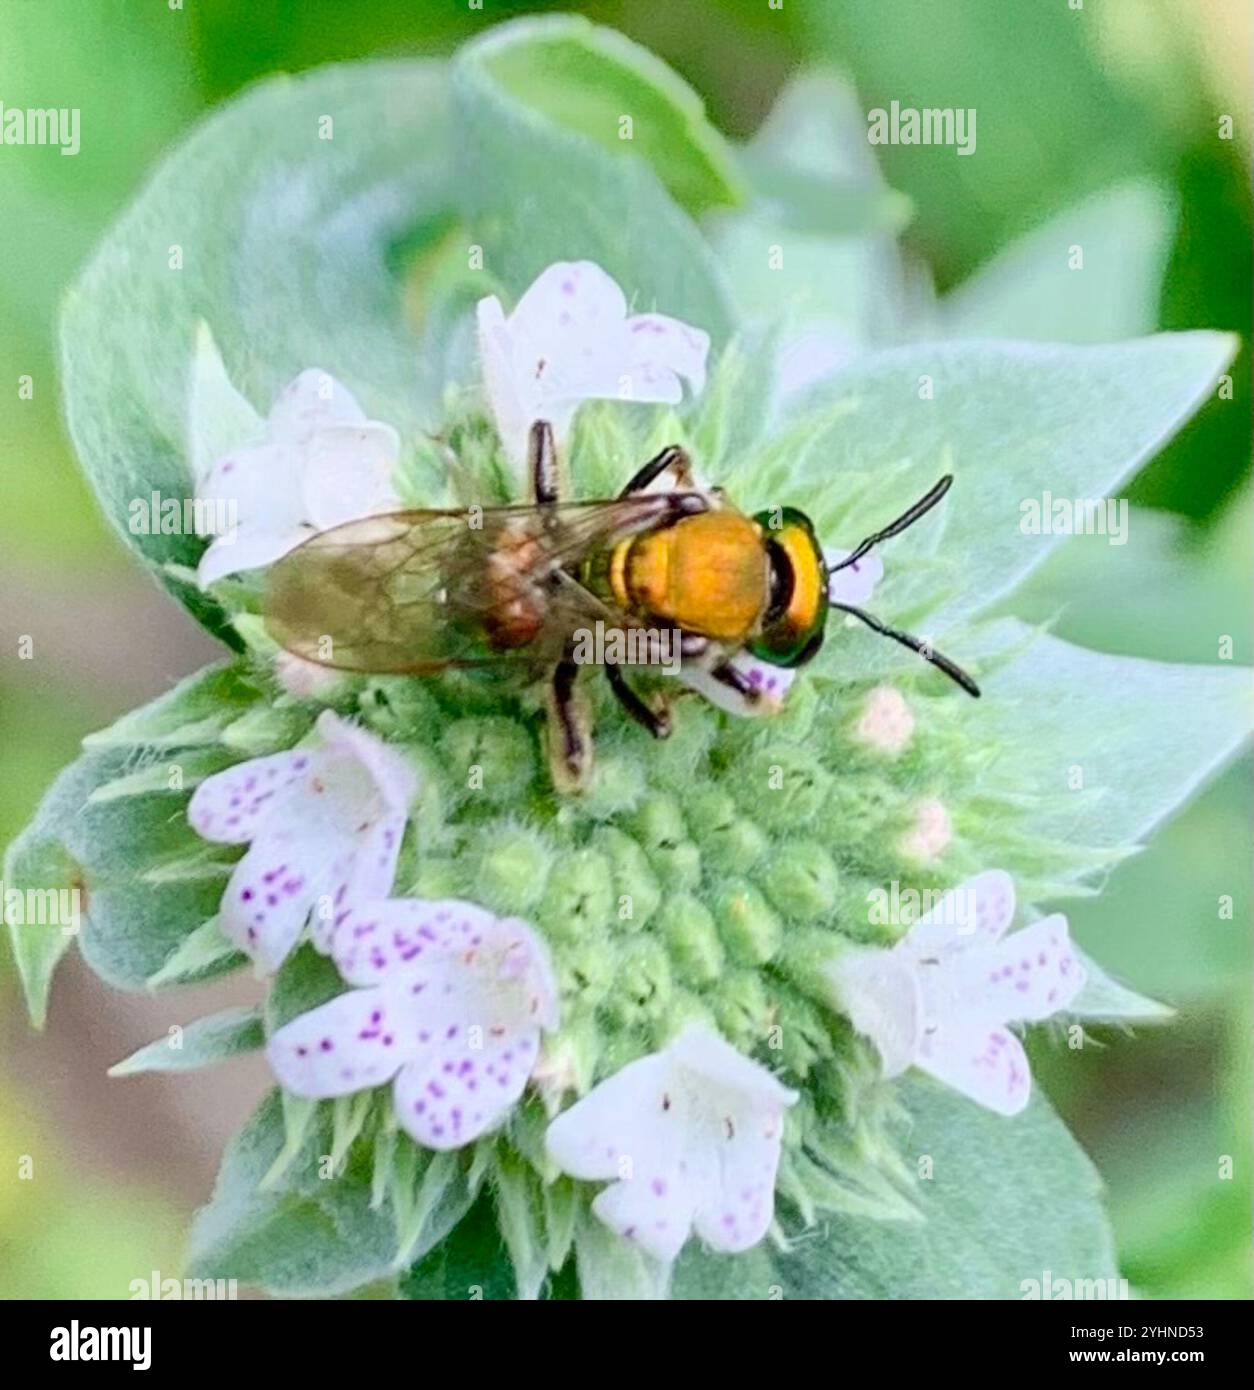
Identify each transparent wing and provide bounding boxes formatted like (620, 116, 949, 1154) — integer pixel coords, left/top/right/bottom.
(263, 497, 698, 675)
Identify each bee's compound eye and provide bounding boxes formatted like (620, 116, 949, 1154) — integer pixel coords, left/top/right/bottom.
(748, 618, 826, 669)
(764, 539, 795, 626)
(794, 626, 826, 666)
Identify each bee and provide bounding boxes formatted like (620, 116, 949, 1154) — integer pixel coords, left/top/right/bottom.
(265, 421, 978, 791)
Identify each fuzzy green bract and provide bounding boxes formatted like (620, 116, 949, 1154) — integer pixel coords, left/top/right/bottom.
(13, 16, 1248, 1300)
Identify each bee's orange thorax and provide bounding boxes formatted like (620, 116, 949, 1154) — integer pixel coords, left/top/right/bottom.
(614, 511, 768, 641)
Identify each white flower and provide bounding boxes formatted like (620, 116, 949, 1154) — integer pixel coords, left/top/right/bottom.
(826, 546, 884, 609)
(545, 1024, 797, 1262)
(718, 653, 800, 710)
(196, 369, 401, 585)
(476, 260, 709, 471)
(853, 684, 915, 755)
(268, 899, 559, 1150)
(827, 871, 1086, 1116)
(187, 711, 416, 972)
(898, 797, 953, 864)
(273, 650, 344, 701)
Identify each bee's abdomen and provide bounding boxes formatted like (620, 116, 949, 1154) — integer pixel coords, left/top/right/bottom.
(615, 512, 768, 642)
(482, 535, 546, 649)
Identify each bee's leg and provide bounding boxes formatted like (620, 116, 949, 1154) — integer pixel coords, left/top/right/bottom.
(709, 661, 765, 711)
(605, 662, 672, 739)
(682, 659, 768, 718)
(529, 420, 561, 506)
(545, 642, 593, 793)
(618, 444, 694, 497)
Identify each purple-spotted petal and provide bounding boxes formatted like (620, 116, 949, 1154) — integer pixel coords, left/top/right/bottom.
(218, 820, 336, 972)
(951, 915, 1086, 1026)
(725, 653, 798, 709)
(267, 984, 412, 1098)
(547, 1050, 696, 1263)
(591, 1167, 701, 1264)
(623, 312, 709, 400)
(690, 1111, 786, 1255)
(393, 1026, 538, 1150)
(380, 909, 555, 1146)
(187, 749, 312, 845)
(190, 715, 416, 972)
(196, 442, 303, 532)
(916, 1021, 1032, 1117)
(268, 901, 558, 1149)
(904, 869, 1016, 959)
(509, 260, 627, 362)
(830, 871, 1082, 1116)
(677, 660, 783, 718)
(307, 814, 408, 955)
(504, 264, 627, 421)
(330, 897, 502, 986)
(195, 440, 306, 585)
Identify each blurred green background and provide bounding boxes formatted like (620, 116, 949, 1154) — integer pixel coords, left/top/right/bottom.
(0, 0, 1248, 1298)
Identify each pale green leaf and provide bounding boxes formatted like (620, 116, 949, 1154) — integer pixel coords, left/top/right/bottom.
(2, 662, 257, 1012)
(108, 1005, 264, 1076)
(80, 879, 228, 991)
(493, 1148, 548, 1300)
(673, 1078, 1116, 1298)
(739, 333, 1238, 635)
(452, 21, 736, 348)
(1069, 950, 1174, 1023)
(739, 70, 912, 239)
(1004, 502, 1253, 666)
(82, 664, 262, 751)
(748, 69, 897, 189)
(393, 1150, 478, 1273)
(474, 14, 745, 216)
(187, 1090, 396, 1296)
(400, 1193, 516, 1300)
(329, 1092, 376, 1173)
(141, 848, 234, 886)
(2, 799, 83, 1029)
(711, 70, 915, 390)
(1064, 760, 1251, 1005)
(3, 742, 157, 1025)
(686, 327, 783, 477)
(144, 916, 243, 988)
(266, 943, 344, 1032)
(60, 60, 456, 627)
(187, 319, 264, 485)
(971, 620, 1251, 849)
(574, 1213, 670, 1300)
(944, 181, 1175, 344)
(86, 747, 233, 804)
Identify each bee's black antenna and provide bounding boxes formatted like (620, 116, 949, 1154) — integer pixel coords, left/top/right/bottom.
(831, 601, 981, 698)
(828, 475, 953, 576)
